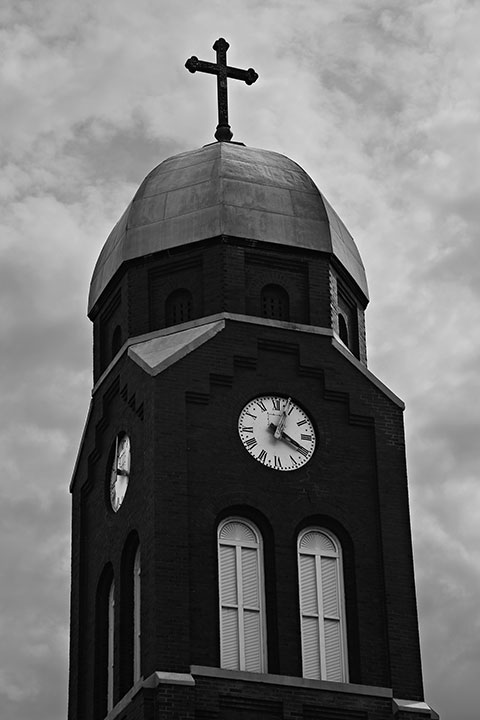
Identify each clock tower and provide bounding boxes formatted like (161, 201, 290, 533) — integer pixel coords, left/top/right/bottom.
(68, 39, 438, 720)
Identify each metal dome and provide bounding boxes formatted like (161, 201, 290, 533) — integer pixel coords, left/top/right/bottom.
(88, 142, 368, 313)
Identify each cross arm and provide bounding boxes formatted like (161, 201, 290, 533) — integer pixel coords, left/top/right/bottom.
(226, 65, 258, 86)
(185, 56, 258, 86)
(185, 57, 218, 75)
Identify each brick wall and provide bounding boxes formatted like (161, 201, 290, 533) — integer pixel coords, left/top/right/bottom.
(69, 317, 424, 719)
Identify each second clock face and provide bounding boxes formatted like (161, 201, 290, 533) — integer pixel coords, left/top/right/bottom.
(238, 395, 316, 471)
(110, 433, 131, 512)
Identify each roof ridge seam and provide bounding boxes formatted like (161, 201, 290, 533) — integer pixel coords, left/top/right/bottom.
(146, 156, 215, 177)
(140, 178, 319, 200)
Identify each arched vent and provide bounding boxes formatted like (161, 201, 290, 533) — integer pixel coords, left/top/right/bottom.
(261, 284, 290, 321)
(165, 289, 193, 326)
(219, 520, 258, 545)
(299, 530, 337, 556)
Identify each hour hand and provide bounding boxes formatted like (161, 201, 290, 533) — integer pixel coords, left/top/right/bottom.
(274, 397, 292, 439)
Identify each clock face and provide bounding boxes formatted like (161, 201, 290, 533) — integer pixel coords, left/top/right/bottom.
(110, 434, 131, 512)
(238, 396, 316, 471)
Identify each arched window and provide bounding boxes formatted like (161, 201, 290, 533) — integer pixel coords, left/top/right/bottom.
(94, 565, 115, 718)
(337, 290, 359, 357)
(119, 534, 141, 696)
(107, 580, 115, 711)
(165, 289, 193, 326)
(338, 314, 349, 346)
(261, 284, 290, 321)
(297, 529, 348, 682)
(218, 518, 267, 673)
(133, 546, 141, 683)
(111, 325, 122, 358)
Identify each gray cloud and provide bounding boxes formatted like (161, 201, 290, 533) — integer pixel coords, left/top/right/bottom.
(1, 1, 479, 718)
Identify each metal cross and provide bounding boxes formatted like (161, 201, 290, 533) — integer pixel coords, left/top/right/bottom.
(185, 38, 258, 142)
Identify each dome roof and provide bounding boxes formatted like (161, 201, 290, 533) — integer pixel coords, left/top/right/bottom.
(88, 142, 368, 313)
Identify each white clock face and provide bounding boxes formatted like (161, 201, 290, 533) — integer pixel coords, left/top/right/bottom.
(110, 434, 131, 512)
(238, 396, 316, 471)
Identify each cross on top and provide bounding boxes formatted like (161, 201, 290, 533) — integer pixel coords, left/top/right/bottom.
(185, 38, 258, 142)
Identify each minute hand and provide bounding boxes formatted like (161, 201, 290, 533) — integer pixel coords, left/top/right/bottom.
(280, 430, 308, 453)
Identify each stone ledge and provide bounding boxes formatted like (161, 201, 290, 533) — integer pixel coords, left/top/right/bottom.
(91, 312, 403, 411)
(104, 671, 195, 720)
(393, 698, 439, 718)
(190, 664, 392, 698)
(92, 311, 335, 394)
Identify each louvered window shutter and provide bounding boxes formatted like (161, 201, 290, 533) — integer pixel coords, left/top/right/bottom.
(298, 530, 347, 682)
(218, 519, 266, 673)
(321, 555, 342, 681)
(299, 553, 321, 679)
(219, 544, 239, 669)
(241, 546, 262, 671)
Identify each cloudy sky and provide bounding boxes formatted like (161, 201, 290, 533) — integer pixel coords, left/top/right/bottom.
(1, 0, 479, 718)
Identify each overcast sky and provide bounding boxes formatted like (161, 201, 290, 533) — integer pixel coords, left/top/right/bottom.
(1, 1, 479, 718)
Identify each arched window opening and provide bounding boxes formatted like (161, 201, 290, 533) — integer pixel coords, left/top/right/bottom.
(133, 546, 141, 683)
(337, 290, 359, 357)
(107, 580, 115, 711)
(297, 529, 348, 682)
(261, 284, 290, 321)
(165, 289, 193, 327)
(119, 533, 140, 696)
(218, 518, 267, 673)
(111, 325, 122, 359)
(338, 314, 349, 346)
(94, 565, 115, 719)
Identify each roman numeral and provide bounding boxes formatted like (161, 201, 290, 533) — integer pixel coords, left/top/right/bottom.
(244, 437, 257, 449)
(297, 419, 308, 427)
(245, 412, 257, 419)
(256, 399, 267, 412)
(301, 434, 312, 442)
(272, 398, 281, 411)
(274, 455, 282, 469)
(241, 426, 253, 433)
(258, 449, 267, 464)
(296, 446, 309, 458)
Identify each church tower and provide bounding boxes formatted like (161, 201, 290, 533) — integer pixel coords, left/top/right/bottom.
(68, 39, 438, 720)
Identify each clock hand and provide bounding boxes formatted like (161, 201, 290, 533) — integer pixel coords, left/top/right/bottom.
(279, 430, 308, 452)
(267, 423, 308, 454)
(274, 397, 292, 439)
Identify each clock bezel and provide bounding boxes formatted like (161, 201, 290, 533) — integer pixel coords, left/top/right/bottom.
(107, 431, 131, 513)
(237, 394, 316, 472)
